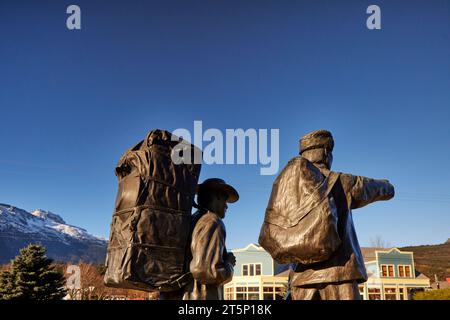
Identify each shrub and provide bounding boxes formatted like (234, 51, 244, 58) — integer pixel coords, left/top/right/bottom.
(413, 288, 450, 300)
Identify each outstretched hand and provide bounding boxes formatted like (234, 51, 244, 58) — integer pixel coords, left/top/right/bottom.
(227, 252, 236, 266)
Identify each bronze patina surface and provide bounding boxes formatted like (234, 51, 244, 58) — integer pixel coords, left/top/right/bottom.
(182, 178, 238, 300)
(104, 129, 201, 292)
(259, 130, 394, 300)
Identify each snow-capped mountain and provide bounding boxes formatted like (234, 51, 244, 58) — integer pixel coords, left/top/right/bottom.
(0, 203, 107, 264)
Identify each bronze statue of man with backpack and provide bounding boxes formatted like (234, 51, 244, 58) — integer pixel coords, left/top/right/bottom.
(259, 130, 395, 300)
(103, 129, 238, 300)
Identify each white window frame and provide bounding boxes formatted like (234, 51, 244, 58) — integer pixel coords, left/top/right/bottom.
(383, 286, 397, 300)
(367, 287, 382, 300)
(241, 263, 262, 276)
(398, 286, 407, 300)
(254, 263, 262, 276)
(380, 264, 395, 277)
(242, 264, 249, 276)
(397, 264, 412, 278)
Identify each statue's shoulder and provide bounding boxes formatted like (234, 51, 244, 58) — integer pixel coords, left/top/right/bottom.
(284, 156, 322, 180)
(286, 155, 316, 169)
(197, 211, 223, 227)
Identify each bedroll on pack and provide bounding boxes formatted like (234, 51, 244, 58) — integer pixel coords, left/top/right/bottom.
(104, 129, 202, 292)
(258, 156, 342, 265)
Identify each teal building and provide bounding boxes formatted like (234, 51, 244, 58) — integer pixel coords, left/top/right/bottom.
(225, 245, 430, 300)
(359, 247, 430, 300)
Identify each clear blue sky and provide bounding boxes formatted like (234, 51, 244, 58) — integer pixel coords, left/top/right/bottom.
(1, 0, 449, 249)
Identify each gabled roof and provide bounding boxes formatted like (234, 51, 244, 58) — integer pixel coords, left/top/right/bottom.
(381, 247, 412, 254)
(360, 247, 386, 261)
(232, 243, 265, 253)
(360, 247, 413, 262)
(416, 272, 430, 280)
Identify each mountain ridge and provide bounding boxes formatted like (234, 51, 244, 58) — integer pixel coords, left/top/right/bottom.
(400, 242, 450, 282)
(0, 203, 107, 264)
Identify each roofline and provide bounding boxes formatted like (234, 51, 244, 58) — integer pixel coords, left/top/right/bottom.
(375, 247, 414, 256)
(231, 243, 265, 253)
(364, 260, 377, 264)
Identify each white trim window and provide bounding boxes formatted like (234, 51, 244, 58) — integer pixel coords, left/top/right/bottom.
(242, 263, 262, 276)
(398, 287, 406, 300)
(235, 286, 259, 300)
(380, 264, 395, 277)
(263, 285, 285, 300)
(398, 265, 412, 278)
(224, 287, 234, 300)
(367, 288, 381, 300)
(384, 287, 397, 300)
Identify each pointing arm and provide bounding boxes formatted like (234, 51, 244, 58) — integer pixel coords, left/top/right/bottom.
(340, 173, 395, 210)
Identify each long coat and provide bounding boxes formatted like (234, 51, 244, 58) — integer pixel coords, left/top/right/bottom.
(290, 165, 395, 286)
(183, 211, 234, 300)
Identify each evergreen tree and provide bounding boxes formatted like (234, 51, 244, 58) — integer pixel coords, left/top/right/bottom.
(0, 269, 16, 299)
(0, 244, 67, 300)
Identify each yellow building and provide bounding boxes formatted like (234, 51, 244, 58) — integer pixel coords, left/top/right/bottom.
(359, 247, 431, 300)
(224, 244, 288, 300)
(225, 245, 430, 300)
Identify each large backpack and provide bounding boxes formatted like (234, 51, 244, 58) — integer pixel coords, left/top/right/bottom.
(104, 129, 201, 292)
(258, 156, 342, 265)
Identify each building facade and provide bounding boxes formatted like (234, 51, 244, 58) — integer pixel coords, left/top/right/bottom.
(359, 247, 431, 300)
(224, 243, 288, 300)
(225, 245, 430, 300)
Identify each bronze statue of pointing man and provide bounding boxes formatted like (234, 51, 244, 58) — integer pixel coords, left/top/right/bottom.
(260, 129, 395, 300)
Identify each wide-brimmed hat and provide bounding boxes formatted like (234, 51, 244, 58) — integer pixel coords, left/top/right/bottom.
(196, 178, 239, 203)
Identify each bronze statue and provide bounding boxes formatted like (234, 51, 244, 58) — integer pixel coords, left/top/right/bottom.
(104, 129, 201, 294)
(182, 178, 239, 300)
(259, 130, 394, 300)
